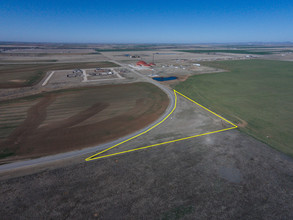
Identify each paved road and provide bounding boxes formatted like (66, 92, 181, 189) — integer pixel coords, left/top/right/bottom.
(0, 60, 175, 173)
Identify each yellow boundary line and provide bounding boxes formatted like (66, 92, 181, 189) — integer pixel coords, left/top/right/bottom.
(85, 90, 237, 161)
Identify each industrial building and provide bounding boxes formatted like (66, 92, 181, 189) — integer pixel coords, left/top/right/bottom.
(136, 61, 156, 67)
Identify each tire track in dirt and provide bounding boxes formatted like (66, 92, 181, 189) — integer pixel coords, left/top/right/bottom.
(38, 102, 109, 131)
(23, 96, 167, 156)
(0, 94, 56, 152)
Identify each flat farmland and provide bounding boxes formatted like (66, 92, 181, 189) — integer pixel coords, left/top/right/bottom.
(0, 82, 168, 163)
(0, 61, 119, 88)
(174, 59, 293, 157)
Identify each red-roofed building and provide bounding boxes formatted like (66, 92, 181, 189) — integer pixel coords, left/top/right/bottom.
(136, 61, 151, 67)
(136, 60, 156, 67)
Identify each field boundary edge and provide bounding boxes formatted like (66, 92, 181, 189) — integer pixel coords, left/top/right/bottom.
(85, 90, 237, 161)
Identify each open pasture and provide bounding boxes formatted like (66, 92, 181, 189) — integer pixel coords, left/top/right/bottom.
(175, 60, 293, 156)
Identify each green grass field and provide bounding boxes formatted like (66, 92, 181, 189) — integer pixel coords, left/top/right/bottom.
(174, 60, 293, 157)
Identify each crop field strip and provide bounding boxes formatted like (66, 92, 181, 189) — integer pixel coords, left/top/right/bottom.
(178, 49, 293, 55)
(41, 89, 136, 127)
(0, 100, 38, 140)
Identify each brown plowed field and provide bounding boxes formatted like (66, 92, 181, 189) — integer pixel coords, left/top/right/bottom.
(0, 82, 168, 163)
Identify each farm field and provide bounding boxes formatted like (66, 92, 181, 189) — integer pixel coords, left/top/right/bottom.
(0, 61, 118, 88)
(179, 49, 293, 55)
(174, 60, 293, 156)
(179, 49, 273, 55)
(0, 82, 168, 163)
(1, 44, 293, 219)
(0, 59, 58, 63)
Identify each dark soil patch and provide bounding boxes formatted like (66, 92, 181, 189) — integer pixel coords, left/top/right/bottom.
(0, 83, 169, 163)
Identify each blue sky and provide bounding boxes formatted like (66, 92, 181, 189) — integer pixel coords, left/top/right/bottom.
(1, 0, 293, 43)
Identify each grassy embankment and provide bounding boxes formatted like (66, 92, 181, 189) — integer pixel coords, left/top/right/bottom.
(174, 60, 293, 157)
(0, 61, 119, 88)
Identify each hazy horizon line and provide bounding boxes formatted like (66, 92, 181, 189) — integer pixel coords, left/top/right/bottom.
(1, 41, 292, 45)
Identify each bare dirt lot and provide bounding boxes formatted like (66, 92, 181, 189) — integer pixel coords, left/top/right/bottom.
(92, 92, 233, 159)
(0, 82, 168, 163)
